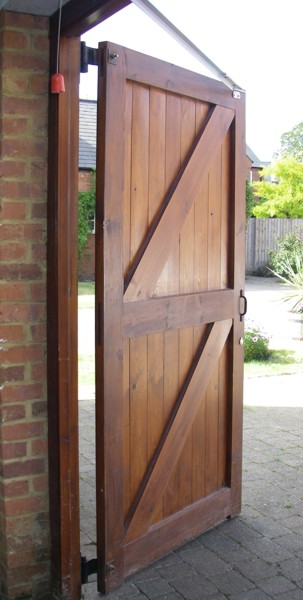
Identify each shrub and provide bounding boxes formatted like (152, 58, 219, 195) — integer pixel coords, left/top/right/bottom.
(268, 231, 303, 277)
(246, 180, 257, 222)
(78, 172, 96, 264)
(244, 321, 272, 362)
(271, 255, 303, 313)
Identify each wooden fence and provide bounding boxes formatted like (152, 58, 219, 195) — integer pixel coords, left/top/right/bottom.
(246, 218, 303, 274)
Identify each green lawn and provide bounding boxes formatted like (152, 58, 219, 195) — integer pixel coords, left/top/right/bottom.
(245, 347, 303, 378)
(78, 281, 95, 295)
(78, 353, 95, 386)
(78, 282, 95, 309)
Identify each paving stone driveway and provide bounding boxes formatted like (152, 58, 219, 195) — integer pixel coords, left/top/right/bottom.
(79, 277, 303, 598)
(79, 400, 303, 599)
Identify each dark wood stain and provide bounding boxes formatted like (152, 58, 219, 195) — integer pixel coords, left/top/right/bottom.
(95, 42, 246, 593)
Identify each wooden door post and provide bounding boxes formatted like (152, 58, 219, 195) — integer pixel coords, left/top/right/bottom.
(47, 33, 81, 599)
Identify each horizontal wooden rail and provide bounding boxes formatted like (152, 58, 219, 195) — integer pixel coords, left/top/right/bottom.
(123, 289, 235, 338)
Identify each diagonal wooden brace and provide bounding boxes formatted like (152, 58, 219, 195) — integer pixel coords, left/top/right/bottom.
(124, 105, 234, 302)
(125, 318, 232, 541)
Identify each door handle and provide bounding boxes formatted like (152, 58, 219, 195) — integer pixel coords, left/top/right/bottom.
(239, 289, 247, 322)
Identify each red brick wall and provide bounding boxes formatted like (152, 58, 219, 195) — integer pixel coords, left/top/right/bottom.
(78, 169, 93, 193)
(246, 158, 263, 185)
(0, 11, 50, 599)
(79, 233, 95, 281)
(251, 166, 262, 184)
(245, 155, 252, 181)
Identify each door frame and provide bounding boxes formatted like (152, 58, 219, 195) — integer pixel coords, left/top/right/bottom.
(47, 2, 130, 598)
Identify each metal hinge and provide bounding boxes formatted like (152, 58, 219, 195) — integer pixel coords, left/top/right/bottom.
(80, 41, 98, 73)
(81, 554, 98, 584)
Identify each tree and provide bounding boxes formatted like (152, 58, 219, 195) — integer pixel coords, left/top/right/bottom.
(246, 180, 256, 222)
(252, 158, 303, 218)
(276, 121, 303, 162)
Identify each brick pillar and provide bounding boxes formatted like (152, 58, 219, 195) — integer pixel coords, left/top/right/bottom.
(0, 12, 50, 599)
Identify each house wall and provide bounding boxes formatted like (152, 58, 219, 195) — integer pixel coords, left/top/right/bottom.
(0, 11, 51, 599)
(251, 165, 262, 184)
(245, 155, 252, 181)
(79, 233, 95, 281)
(78, 169, 93, 192)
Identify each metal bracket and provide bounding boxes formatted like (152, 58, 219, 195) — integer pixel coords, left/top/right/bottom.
(233, 89, 241, 99)
(80, 41, 98, 73)
(81, 554, 98, 584)
(107, 48, 119, 65)
(106, 561, 116, 574)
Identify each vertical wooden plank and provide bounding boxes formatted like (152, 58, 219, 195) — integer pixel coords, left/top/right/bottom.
(148, 88, 166, 523)
(179, 97, 196, 292)
(192, 102, 209, 502)
(148, 88, 166, 222)
(163, 328, 179, 519)
(129, 336, 148, 506)
(221, 130, 231, 287)
(218, 343, 229, 489)
(217, 130, 231, 492)
(130, 83, 149, 263)
(255, 217, 260, 267)
(205, 365, 219, 495)
(191, 327, 207, 502)
(176, 325, 193, 510)
(128, 80, 150, 514)
(156, 92, 181, 296)
(123, 82, 132, 278)
(246, 218, 253, 272)
(205, 123, 222, 498)
(47, 34, 81, 600)
(147, 332, 164, 524)
(230, 94, 246, 516)
(149, 87, 166, 300)
(95, 43, 126, 592)
(123, 83, 132, 519)
(208, 145, 222, 289)
(123, 338, 131, 517)
(147, 334, 164, 459)
(259, 219, 265, 266)
(194, 101, 210, 292)
(162, 91, 181, 517)
(177, 96, 196, 511)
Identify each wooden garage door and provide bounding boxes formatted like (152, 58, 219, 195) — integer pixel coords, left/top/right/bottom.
(95, 41, 246, 593)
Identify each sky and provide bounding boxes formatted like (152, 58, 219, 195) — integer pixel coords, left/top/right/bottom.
(79, 0, 303, 162)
